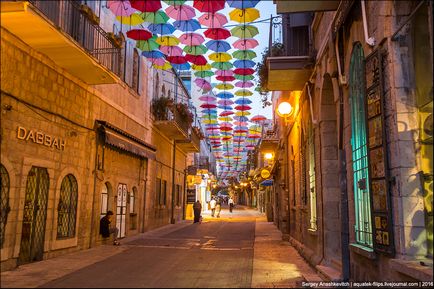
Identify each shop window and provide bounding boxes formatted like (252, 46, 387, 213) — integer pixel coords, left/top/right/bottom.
(57, 174, 78, 239)
(349, 42, 373, 248)
(308, 124, 317, 231)
(0, 164, 10, 248)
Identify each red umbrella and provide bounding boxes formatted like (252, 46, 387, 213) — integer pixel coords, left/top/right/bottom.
(220, 127, 233, 131)
(248, 134, 261, 139)
(166, 56, 187, 64)
(130, 0, 162, 12)
(216, 76, 235, 82)
(220, 111, 234, 116)
(193, 0, 226, 13)
(235, 105, 252, 111)
(233, 68, 255, 75)
(251, 115, 267, 122)
(126, 29, 153, 40)
(200, 103, 217, 109)
(204, 28, 231, 40)
(185, 54, 207, 65)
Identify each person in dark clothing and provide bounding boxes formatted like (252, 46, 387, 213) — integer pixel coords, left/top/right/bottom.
(215, 197, 222, 218)
(100, 211, 120, 245)
(193, 200, 202, 223)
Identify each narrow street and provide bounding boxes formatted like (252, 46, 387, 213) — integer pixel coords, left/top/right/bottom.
(0, 206, 322, 288)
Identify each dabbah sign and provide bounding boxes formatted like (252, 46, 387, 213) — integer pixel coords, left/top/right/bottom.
(16, 126, 66, 150)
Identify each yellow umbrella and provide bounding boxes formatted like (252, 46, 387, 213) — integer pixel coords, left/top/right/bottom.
(156, 35, 180, 46)
(153, 61, 172, 70)
(219, 116, 233, 122)
(116, 13, 145, 26)
(215, 83, 234, 90)
(192, 64, 212, 71)
(202, 119, 218, 124)
(235, 89, 254, 96)
(209, 52, 232, 62)
(229, 8, 260, 23)
(208, 135, 221, 139)
(236, 111, 251, 116)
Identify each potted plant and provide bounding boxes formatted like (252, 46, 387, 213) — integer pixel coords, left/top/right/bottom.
(80, 4, 100, 25)
(256, 42, 285, 100)
(175, 103, 193, 125)
(151, 96, 174, 120)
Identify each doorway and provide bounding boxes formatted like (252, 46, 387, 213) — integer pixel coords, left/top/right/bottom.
(116, 183, 127, 238)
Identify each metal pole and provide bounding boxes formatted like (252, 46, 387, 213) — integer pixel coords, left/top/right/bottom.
(171, 140, 177, 224)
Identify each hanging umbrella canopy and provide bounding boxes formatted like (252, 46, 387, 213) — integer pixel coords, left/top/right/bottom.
(192, 63, 212, 71)
(148, 23, 176, 35)
(107, 1, 136, 16)
(216, 92, 234, 99)
(234, 115, 249, 122)
(185, 54, 207, 65)
(204, 28, 231, 40)
(229, 8, 260, 23)
(172, 62, 191, 70)
(116, 13, 145, 25)
(202, 109, 217, 114)
(233, 49, 257, 60)
(199, 95, 216, 102)
(233, 68, 255, 75)
(219, 117, 233, 122)
(163, 0, 186, 5)
(235, 80, 254, 88)
(235, 105, 252, 111)
(215, 83, 234, 90)
(159, 45, 183, 56)
(194, 78, 212, 91)
(153, 61, 173, 70)
(141, 10, 170, 23)
(227, 0, 260, 9)
(233, 59, 256, 69)
(179, 33, 205, 45)
(148, 57, 166, 66)
(198, 12, 228, 28)
(231, 25, 259, 38)
(236, 110, 251, 116)
(165, 4, 195, 20)
(220, 111, 234, 116)
(234, 74, 255, 81)
(218, 99, 234, 106)
(235, 89, 254, 96)
(131, 0, 162, 12)
(205, 40, 231, 52)
(218, 105, 233, 110)
(193, 0, 226, 13)
(233, 38, 259, 50)
(235, 98, 252, 105)
(142, 50, 165, 58)
(183, 45, 208, 55)
(215, 70, 234, 77)
(209, 52, 232, 62)
(200, 103, 217, 109)
(173, 19, 201, 31)
(166, 56, 187, 64)
(250, 115, 267, 122)
(136, 37, 160, 51)
(216, 75, 235, 82)
(194, 70, 214, 77)
(156, 35, 180, 46)
(212, 62, 234, 70)
(202, 119, 218, 124)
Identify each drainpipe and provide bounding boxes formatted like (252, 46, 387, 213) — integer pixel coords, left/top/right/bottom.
(361, 0, 376, 46)
(89, 127, 99, 249)
(171, 140, 177, 224)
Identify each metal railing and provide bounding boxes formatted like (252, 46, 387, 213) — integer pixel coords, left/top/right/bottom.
(28, 0, 121, 76)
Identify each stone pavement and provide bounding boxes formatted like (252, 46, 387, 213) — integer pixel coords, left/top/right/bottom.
(1, 206, 323, 288)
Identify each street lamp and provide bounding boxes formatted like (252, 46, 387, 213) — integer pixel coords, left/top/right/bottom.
(276, 101, 293, 125)
(264, 153, 274, 160)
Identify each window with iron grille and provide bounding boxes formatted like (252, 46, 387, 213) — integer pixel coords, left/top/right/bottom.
(350, 43, 373, 247)
(100, 182, 109, 220)
(57, 174, 78, 239)
(0, 164, 10, 248)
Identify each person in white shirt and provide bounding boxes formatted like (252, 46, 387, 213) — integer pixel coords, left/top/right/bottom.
(210, 197, 217, 217)
(228, 197, 235, 213)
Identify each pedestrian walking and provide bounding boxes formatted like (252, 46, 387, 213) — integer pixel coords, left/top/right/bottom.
(229, 196, 235, 213)
(193, 200, 202, 223)
(99, 211, 120, 245)
(215, 197, 222, 218)
(210, 197, 217, 217)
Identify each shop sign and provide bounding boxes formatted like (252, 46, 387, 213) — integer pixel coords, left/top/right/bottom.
(17, 126, 66, 150)
(186, 188, 196, 204)
(261, 169, 271, 179)
(365, 48, 394, 256)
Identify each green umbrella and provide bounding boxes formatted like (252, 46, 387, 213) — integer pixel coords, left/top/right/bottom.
(194, 70, 214, 78)
(231, 25, 259, 39)
(183, 45, 208, 55)
(142, 10, 169, 24)
(234, 74, 255, 81)
(232, 50, 257, 60)
(212, 61, 234, 70)
(163, 0, 186, 5)
(136, 36, 160, 51)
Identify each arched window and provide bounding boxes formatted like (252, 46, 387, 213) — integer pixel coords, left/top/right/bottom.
(349, 43, 372, 247)
(0, 164, 10, 248)
(57, 175, 78, 239)
(100, 182, 111, 220)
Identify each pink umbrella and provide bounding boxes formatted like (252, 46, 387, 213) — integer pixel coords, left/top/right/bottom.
(199, 95, 216, 102)
(220, 111, 234, 116)
(251, 115, 267, 122)
(233, 38, 259, 50)
(200, 103, 217, 109)
(179, 33, 205, 46)
(218, 100, 234, 105)
(220, 122, 233, 127)
(235, 105, 252, 111)
(148, 58, 166, 66)
(107, 0, 136, 16)
(198, 12, 228, 28)
(235, 81, 254, 88)
(165, 4, 195, 20)
(216, 70, 234, 77)
(159, 45, 183, 56)
(234, 121, 248, 126)
(194, 78, 212, 91)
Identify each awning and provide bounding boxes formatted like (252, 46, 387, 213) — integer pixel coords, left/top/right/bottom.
(97, 121, 156, 160)
(260, 179, 274, 187)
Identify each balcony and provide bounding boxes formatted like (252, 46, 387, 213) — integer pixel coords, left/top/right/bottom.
(152, 105, 190, 140)
(275, 0, 339, 14)
(260, 127, 280, 153)
(177, 127, 201, 153)
(1, 0, 120, 84)
(265, 14, 315, 91)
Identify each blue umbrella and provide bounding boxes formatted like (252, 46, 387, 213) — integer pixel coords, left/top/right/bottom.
(148, 23, 175, 35)
(235, 98, 252, 104)
(205, 40, 231, 52)
(141, 50, 165, 58)
(233, 59, 256, 68)
(201, 109, 217, 114)
(216, 92, 234, 99)
(234, 116, 249, 122)
(218, 105, 233, 110)
(173, 19, 201, 32)
(172, 62, 191, 70)
(227, 0, 260, 9)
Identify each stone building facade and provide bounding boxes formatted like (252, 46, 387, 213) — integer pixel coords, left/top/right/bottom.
(267, 0, 432, 282)
(1, 1, 198, 271)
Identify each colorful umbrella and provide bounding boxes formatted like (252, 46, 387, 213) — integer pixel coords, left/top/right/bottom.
(216, 75, 236, 82)
(235, 80, 254, 88)
(212, 62, 234, 70)
(233, 38, 259, 49)
(235, 89, 254, 96)
(231, 25, 259, 38)
(173, 19, 201, 31)
(156, 35, 180, 46)
(209, 52, 232, 62)
(204, 28, 231, 40)
(232, 50, 257, 60)
(193, 0, 226, 13)
(194, 70, 214, 77)
(205, 40, 231, 52)
(233, 60, 256, 69)
(116, 13, 145, 25)
(234, 68, 255, 75)
(163, 0, 186, 5)
(131, 0, 162, 12)
(235, 105, 252, 111)
(198, 12, 228, 28)
(251, 115, 267, 122)
(199, 95, 216, 101)
(229, 8, 260, 23)
(218, 105, 233, 110)
(235, 98, 252, 104)
(200, 103, 217, 109)
(220, 111, 234, 116)
(183, 45, 208, 55)
(215, 83, 234, 90)
(236, 111, 251, 116)
(192, 64, 212, 71)
(148, 57, 166, 66)
(216, 92, 234, 99)
(234, 74, 255, 81)
(159, 45, 183, 56)
(215, 70, 234, 77)
(218, 100, 234, 106)
(179, 33, 205, 45)
(186, 54, 208, 65)
(142, 50, 165, 58)
(153, 61, 173, 70)
(227, 0, 260, 9)
(126, 29, 153, 40)
(107, 0, 135, 16)
(136, 37, 160, 51)
(172, 62, 191, 70)
(142, 10, 170, 24)
(148, 23, 175, 35)
(166, 56, 187, 64)
(194, 78, 212, 91)
(165, 4, 195, 20)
